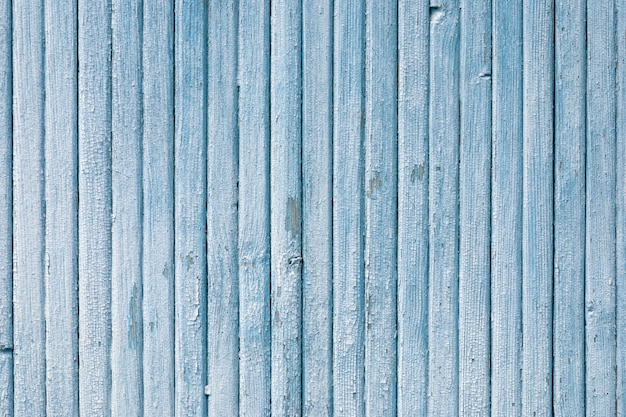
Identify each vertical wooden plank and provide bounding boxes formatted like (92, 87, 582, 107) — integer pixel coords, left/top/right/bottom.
(44, 0, 79, 415)
(78, 0, 112, 414)
(363, 0, 397, 415)
(332, 0, 365, 414)
(586, 0, 617, 415)
(522, 1, 554, 415)
(553, 1, 585, 415)
(111, 0, 142, 414)
(174, 1, 207, 415)
(428, 0, 460, 415)
(458, 0, 491, 414)
(238, 0, 271, 414)
(12, 0, 46, 414)
(491, 0, 522, 414)
(270, 0, 303, 415)
(142, 0, 175, 414)
(207, 1, 239, 415)
(397, 0, 429, 415)
(0, 2, 11, 415)
(302, 1, 333, 415)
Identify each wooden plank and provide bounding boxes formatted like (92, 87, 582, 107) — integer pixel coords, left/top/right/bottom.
(142, 1, 175, 415)
(363, 0, 397, 415)
(270, 0, 303, 415)
(44, 0, 79, 415)
(458, 0, 491, 414)
(491, 0, 522, 415)
(78, 0, 112, 414)
(522, 1, 554, 415)
(302, 1, 333, 415)
(206, 1, 239, 415)
(111, 0, 142, 414)
(586, 1, 617, 415)
(332, 0, 365, 415)
(12, 0, 46, 414)
(0, 2, 11, 415)
(428, 1, 460, 415)
(237, 0, 271, 415)
(174, 1, 207, 415)
(397, 0, 429, 415)
(553, 1, 586, 415)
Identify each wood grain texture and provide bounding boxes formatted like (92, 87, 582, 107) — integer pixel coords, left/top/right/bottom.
(142, 0, 175, 415)
(111, 0, 143, 414)
(270, 0, 303, 415)
(12, 0, 46, 414)
(302, 1, 333, 415)
(363, 0, 397, 415)
(397, 0, 429, 415)
(491, 0, 523, 414)
(458, 0, 491, 414)
(553, 1, 586, 415)
(237, 0, 271, 415)
(207, 1, 239, 415)
(174, 1, 207, 415)
(44, 0, 79, 415)
(522, 1, 554, 415)
(332, 0, 365, 415)
(0, 1, 10, 415)
(585, 1, 617, 415)
(78, 0, 112, 414)
(428, 1, 460, 415)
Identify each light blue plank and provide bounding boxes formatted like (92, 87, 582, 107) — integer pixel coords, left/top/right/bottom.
(458, 0, 491, 414)
(0, 2, 11, 415)
(142, 1, 175, 415)
(44, 0, 79, 415)
(491, 0, 522, 415)
(12, 0, 46, 414)
(428, 1, 460, 415)
(397, 1, 429, 415)
(522, 1, 554, 415)
(174, 1, 207, 415)
(586, 1, 617, 415)
(270, 0, 303, 415)
(78, 0, 112, 413)
(302, 1, 333, 415)
(553, 1, 585, 415)
(112, 0, 143, 414)
(618, 2, 626, 414)
(207, 1, 239, 415)
(332, 0, 365, 415)
(238, 0, 271, 415)
(364, 0, 397, 415)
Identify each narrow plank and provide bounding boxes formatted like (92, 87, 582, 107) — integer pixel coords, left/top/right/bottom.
(111, 0, 143, 414)
(302, 1, 333, 415)
(142, 0, 175, 414)
(397, 0, 429, 415)
(12, 0, 46, 414)
(237, 0, 271, 414)
(0, 1, 11, 415)
(174, 0, 207, 415)
(78, 0, 112, 413)
(332, 0, 365, 414)
(553, 0, 586, 415)
(585, 0, 617, 415)
(363, 0, 397, 415)
(458, 0, 491, 413)
(428, 0, 460, 415)
(522, 0, 554, 415)
(44, 0, 79, 415)
(207, 1, 239, 415)
(490, 0, 523, 414)
(270, 0, 303, 415)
